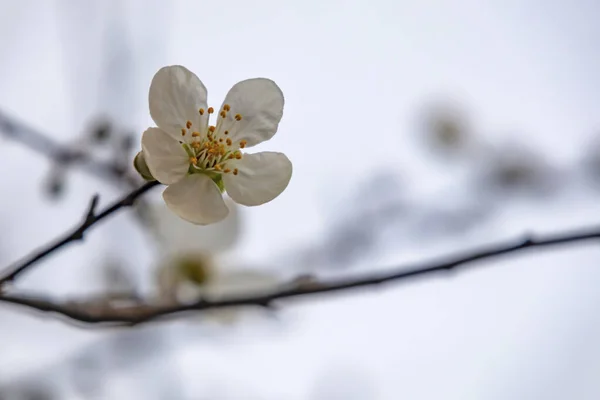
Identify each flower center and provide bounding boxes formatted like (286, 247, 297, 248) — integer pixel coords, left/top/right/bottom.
(176, 254, 214, 285)
(180, 104, 247, 178)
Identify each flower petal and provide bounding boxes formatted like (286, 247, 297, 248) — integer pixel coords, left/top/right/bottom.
(223, 151, 292, 206)
(203, 269, 280, 299)
(149, 65, 209, 142)
(218, 78, 284, 147)
(163, 174, 229, 225)
(141, 127, 189, 185)
(150, 198, 241, 254)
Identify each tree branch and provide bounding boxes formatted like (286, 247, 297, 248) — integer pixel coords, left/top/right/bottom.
(0, 110, 136, 186)
(0, 181, 160, 284)
(1, 224, 599, 326)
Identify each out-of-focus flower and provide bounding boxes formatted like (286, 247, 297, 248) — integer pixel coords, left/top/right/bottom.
(139, 65, 293, 225)
(151, 200, 279, 322)
(419, 101, 475, 159)
(474, 142, 558, 197)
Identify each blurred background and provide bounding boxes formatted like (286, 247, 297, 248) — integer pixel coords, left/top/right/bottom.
(0, 0, 599, 398)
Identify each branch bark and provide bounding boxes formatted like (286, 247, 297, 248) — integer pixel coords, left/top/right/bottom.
(0, 181, 160, 284)
(1, 224, 598, 326)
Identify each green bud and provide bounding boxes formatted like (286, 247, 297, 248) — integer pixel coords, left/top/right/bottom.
(212, 174, 226, 193)
(133, 151, 156, 181)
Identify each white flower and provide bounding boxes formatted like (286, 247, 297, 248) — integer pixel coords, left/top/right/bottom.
(151, 201, 279, 322)
(141, 65, 293, 225)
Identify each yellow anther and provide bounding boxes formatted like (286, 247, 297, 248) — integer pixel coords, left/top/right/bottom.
(192, 142, 201, 149)
(233, 168, 239, 175)
(208, 107, 214, 114)
(181, 128, 186, 136)
(208, 126, 215, 132)
(214, 165, 222, 171)
(223, 104, 231, 111)
(224, 130, 229, 135)
(234, 114, 242, 121)
(192, 131, 200, 137)
(228, 154, 235, 159)
(224, 168, 231, 173)
(199, 108, 205, 115)
(186, 120, 192, 129)
(235, 153, 242, 160)
(219, 138, 223, 143)
(190, 157, 198, 165)
(239, 140, 247, 148)
(220, 110, 227, 118)
(226, 138, 232, 146)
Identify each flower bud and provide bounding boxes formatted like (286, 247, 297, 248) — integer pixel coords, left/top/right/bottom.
(133, 151, 155, 181)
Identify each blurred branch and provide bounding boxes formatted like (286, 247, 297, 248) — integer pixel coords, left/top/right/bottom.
(1, 223, 599, 326)
(0, 181, 159, 284)
(0, 109, 138, 187)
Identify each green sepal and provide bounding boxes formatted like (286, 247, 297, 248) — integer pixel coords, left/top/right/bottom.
(133, 151, 156, 181)
(212, 174, 226, 193)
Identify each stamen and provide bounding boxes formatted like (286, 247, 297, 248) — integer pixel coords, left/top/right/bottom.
(214, 165, 222, 171)
(181, 128, 186, 136)
(208, 126, 215, 133)
(199, 108, 205, 115)
(235, 153, 242, 160)
(234, 114, 242, 121)
(224, 168, 231, 173)
(233, 168, 239, 175)
(239, 140, 247, 148)
(220, 110, 227, 118)
(192, 142, 201, 149)
(208, 107, 214, 114)
(226, 138, 232, 146)
(186, 120, 192, 129)
(219, 138, 223, 143)
(224, 130, 229, 135)
(192, 132, 200, 137)
(190, 157, 198, 165)
(223, 104, 231, 111)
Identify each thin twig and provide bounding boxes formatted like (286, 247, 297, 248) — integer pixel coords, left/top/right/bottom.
(0, 109, 135, 186)
(0, 109, 157, 229)
(1, 224, 599, 326)
(0, 181, 160, 284)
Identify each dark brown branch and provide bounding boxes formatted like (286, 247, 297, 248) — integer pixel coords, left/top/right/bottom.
(0, 181, 160, 284)
(1, 224, 599, 326)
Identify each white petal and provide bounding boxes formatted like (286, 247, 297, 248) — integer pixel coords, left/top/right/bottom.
(155, 261, 183, 305)
(203, 270, 280, 299)
(163, 174, 229, 225)
(150, 198, 241, 254)
(156, 253, 216, 305)
(149, 65, 209, 141)
(141, 127, 189, 185)
(223, 152, 292, 206)
(218, 78, 284, 147)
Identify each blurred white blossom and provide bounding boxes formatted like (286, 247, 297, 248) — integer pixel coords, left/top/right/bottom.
(140, 65, 293, 225)
(151, 200, 279, 323)
(473, 141, 559, 198)
(419, 101, 476, 159)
